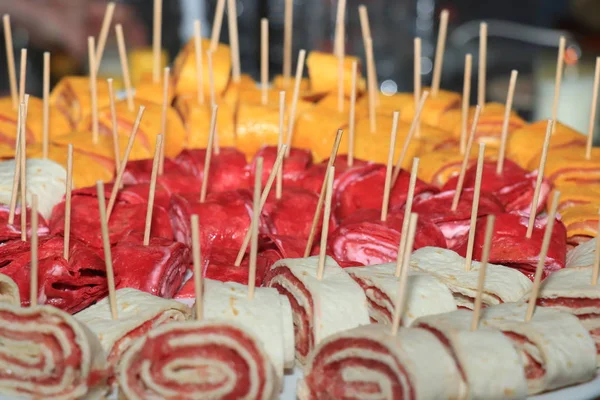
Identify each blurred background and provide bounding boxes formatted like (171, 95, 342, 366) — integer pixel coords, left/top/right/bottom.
(1, 0, 600, 135)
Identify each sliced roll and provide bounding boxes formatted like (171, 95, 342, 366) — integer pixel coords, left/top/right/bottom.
(0, 303, 107, 399)
(298, 324, 463, 400)
(567, 238, 597, 268)
(118, 320, 278, 400)
(481, 302, 596, 394)
(410, 247, 532, 309)
(0, 273, 19, 305)
(263, 256, 370, 364)
(414, 309, 528, 399)
(346, 263, 457, 325)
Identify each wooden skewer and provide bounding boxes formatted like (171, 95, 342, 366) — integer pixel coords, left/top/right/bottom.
(391, 91, 430, 183)
(115, 24, 135, 112)
(107, 79, 121, 172)
(8, 102, 23, 224)
(88, 37, 99, 144)
(391, 212, 418, 336)
(106, 106, 145, 219)
(465, 143, 486, 272)
(496, 70, 518, 174)
(248, 158, 262, 298)
(152, 0, 163, 83)
(191, 214, 203, 319)
(3, 15, 18, 109)
(414, 37, 421, 138)
(551, 36, 566, 130)
(525, 190, 560, 321)
(526, 119, 553, 238)
(193, 20, 205, 105)
(395, 157, 419, 277)
(460, 54, 472, 155)
(477, 22, 487, 110)
(227, 0, 241, 82)
(381, 111, 399, 222)
(365, 37, 377, 133)
(144, 135, 163, 246)
(431, 10, 449, 97)
(210, 0, 226, 52)
(207, 50, 216, 108)
(304, 130, 343, 256)
(285, 49, 307, 155)
(42, 52, 50, 159)
(94, 1, 116, 73)
(63, 145, 73, 261)
(200, 105, 219, 203)
(358, 6, 379, 105)
(19, 96, 28, 242)
(159, 67, 170, 175)
(470, 214, 496, 331)
(29, 194, 39, 307)
(592, 208, 600, 285)
(261, 18, 269, 106)
(96, 181, 118, 320)
(276, 91, 285, 199)
(586, 57, 600, 160)
(451, 105, 482, 211)
(317, 166, 335, 280)
(235, 145, 287, 266)
(283, 0, 293, 83)
(18, 49, 27, 106)
(348, 61, 357, 167)
(335, 0, 347, 112)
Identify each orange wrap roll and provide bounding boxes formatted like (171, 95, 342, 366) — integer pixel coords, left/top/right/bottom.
(528, 146, 600, 186)
(306, 51, 366, 98)
(50, 76, 110, 127)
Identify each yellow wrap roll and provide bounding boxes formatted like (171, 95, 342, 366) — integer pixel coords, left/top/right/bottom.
(306, 52, 366, 98)
(50, 76, 110, 128)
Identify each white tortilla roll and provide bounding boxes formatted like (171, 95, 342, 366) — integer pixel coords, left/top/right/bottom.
(298, 324, 463, 400)
(346, 263, 457, 325)
(566, 239, 597, 268)
(410, 247, 532, 309)
(263, 256, 370, 364)
(0, 273, 19, 305)
(0, 303, 107, 399)
(118, 320, 278, 400)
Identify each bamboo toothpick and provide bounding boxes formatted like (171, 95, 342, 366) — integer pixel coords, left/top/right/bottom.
(210, 0, 226, 52)
(592, 208, 600, 285)
(283, 0, 293, 83)
(471, 214, 495, 331)
(285, 49, 306, 155)
(526, 191, 560, 321)
(42, 52, 50, 159)
(106, 106, 145, 219)
(8, 103, 23, 225)
(88, 37, 99, 144)
(414, 37, 422, 120)
(304, 130, 343, 257)
(19, 96, 28, 242)
(159, 67, 170, 175)
(207, 50, 216, 108)
(96, 181, 118, 320)
(152, 0, 163, 83)
(63, 145, 73, 261)
(526, 119, 553, 238)
(200, 105, 219, 203)
(335, 0, 347, 113)
(248, 158, 263, 298)
(191, 214, 203, 319)
(227, 0, 241, 82)
(235, 146, 287, 266)
(551, 37, 566, 130)
(452, 105, 482, 211)
(94, 2, 115, 73)
(431, 10, 449, 97)
(465, 143, 486, 272)
(460, 54, 472, 155)
(107, 79, 121, 172)
(586, 57, 600, 160)
(391, 213, 419, 336)
(29, 194, 39, 307)
(115, 24, 134, 112)
(365, 37, 377, 133)
(381, 111, 399, 222)
(477, 22, 487, 110)
(18, 48, 27, 106)
(392, 91, 430, 183)
(496, 70, 518, 174)
(348, 61, 357, 167)
(261, 18, 269, 106)
(277, 91, 285, 199)
(144, 135, 163, 246)
(3, 15, 17, 109)
(395, 158, 419, 277)
(358, 6, 379, 105)
(317, 166, 335, 280)
(193, 20, 205, 105)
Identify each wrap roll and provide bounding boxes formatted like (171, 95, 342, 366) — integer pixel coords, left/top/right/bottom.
(0, 273, 19, 305)
(306, 51, 366, 98)
(49, 76, 110, 127)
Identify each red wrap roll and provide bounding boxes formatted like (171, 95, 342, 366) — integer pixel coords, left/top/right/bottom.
(0, 204, 49, 242)
(250, 145, 313, 187)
